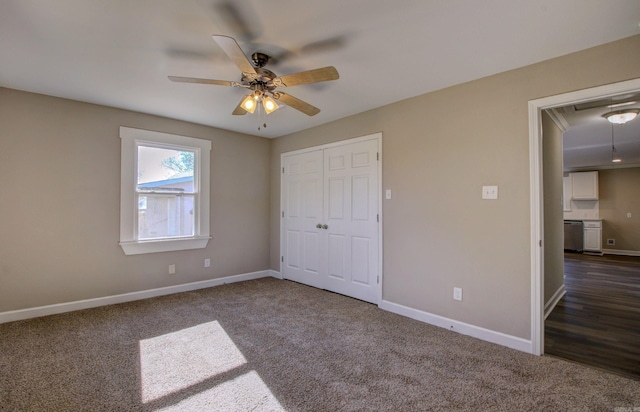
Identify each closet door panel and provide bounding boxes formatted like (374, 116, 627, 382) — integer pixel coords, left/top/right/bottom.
(282, 150, 325, 289)
(323, 139, 379, 303)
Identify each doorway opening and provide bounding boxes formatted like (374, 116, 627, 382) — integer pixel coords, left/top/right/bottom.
(529, 78, 640, 364)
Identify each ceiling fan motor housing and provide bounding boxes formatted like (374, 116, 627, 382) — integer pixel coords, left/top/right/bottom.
(251, 52, 270, 68)
(242, 67, 277, 92)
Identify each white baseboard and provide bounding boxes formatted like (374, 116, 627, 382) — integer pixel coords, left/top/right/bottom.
(379, 300, 533, 354)
(0, 270, 280, 324)
(269, 270, 283, 279)
(544, 284, 566, 320)
(603, 248, 640, 257)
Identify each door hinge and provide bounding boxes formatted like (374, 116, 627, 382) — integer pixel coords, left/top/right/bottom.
(377, 214, 379, 222)
(377, 275, 379, 284)
(377, 152, 379, 161)
(282, 167, 285, 174)
(282, 211, 284, 218)
(539, 240, 542, 247)
(281, 256, 284, 262)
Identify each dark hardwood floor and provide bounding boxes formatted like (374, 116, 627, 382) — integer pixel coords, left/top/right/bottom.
(545, 252, 640, 379)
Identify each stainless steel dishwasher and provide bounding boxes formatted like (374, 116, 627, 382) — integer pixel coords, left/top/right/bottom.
(564, 220, 583, 252)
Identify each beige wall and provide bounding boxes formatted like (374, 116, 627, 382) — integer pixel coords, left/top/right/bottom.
(270, 35, 640, 340)
(0, 88, 271, 312)
(542, 112, 565, 305)
(599, 167, 640, 252)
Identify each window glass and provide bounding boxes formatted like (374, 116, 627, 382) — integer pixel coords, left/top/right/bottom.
(136, 146, 196, 240)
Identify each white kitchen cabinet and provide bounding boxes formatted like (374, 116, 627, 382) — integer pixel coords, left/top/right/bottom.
(570, 171, 598, 200)
(563, 176, 572, 211)
(583, 220, 602, 253)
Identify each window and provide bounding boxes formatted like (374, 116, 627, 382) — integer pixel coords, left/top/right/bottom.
(119, 127, 211, 255)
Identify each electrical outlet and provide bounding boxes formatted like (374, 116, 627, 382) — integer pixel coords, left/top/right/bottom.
(204, 258, 211, 268)
(607, 239, 615, 246)
(627, 212, 632, 218)
(453, 287, 463, 301)
(168, 264, 176, 275)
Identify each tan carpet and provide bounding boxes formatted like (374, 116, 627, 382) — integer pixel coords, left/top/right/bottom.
(1, 277, 638, 411)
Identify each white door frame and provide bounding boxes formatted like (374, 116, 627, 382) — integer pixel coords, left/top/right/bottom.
(528, 78, 640, 355)
(280, 132, 383, 304)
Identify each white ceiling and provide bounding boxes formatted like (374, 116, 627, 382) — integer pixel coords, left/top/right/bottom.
(1, 0, 639, 138)
(555, 92, 640, 170)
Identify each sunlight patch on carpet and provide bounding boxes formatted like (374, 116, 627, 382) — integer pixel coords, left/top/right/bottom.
(139, 321, 247, 403)
(154, 370, 285, 411)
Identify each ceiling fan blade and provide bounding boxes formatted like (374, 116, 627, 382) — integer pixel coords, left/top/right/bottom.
(274, 92, 321, 116)
(212, 35, 257, 75)
(232, 97, 248, 115)
(275, 66, 339, 88)
(214, 1, 261, 42)
(168, 76, 234, 86)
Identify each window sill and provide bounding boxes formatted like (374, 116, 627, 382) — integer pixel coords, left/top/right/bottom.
(119, 236, 211, 255)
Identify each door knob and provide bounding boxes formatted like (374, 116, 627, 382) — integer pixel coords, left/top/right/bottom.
(316, 223, 322, 229)
(322, 224, 328, 230)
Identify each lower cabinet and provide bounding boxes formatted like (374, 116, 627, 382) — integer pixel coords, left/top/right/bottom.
(583, 221, 602, 253)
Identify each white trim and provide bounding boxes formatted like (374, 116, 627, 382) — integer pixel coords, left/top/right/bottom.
(119, 126, 211, 255)
(0, 270, 278, 324)
(380, 300, 532, 353)
(544, 284, 566, 320)
(603, 248, 640, 257)
(528, 78, 640, 356)
(120, 236, 211, 255)
(528, 100, 544, 355)
(545, 108, 570, 132)
(269, 270, 283, 279)
(279, 132, 383, 305)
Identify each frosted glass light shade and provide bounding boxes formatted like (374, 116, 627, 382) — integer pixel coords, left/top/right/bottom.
(240, 94, 257, 113)
(603, 109, 639, 124)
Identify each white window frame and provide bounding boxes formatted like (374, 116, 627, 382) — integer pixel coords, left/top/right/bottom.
(119, 127, 211, 255)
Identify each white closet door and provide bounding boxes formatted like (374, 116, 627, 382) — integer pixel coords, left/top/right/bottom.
(282, 150, 325, 289)
(323, 139, 379, 303)
(281, 135, 381, 304)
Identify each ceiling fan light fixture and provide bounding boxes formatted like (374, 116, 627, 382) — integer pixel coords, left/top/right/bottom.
(603, 109, 639, 124)
(240, 94, 257, 113)
(262, 96, 279, 114)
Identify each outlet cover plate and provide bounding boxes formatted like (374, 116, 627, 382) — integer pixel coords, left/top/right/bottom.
(453, 287, 463, 301)
(482, 186, 498, 200)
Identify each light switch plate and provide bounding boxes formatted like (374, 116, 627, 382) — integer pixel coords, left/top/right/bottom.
(386, 189, 392, 200)
(482, 186, 498, 200)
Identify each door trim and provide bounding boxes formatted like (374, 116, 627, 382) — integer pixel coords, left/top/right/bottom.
(280, 132, 383, 305)
(528, 78, 640, 355)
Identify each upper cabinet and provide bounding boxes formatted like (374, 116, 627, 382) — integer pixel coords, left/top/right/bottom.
(570, 171, 599, 200)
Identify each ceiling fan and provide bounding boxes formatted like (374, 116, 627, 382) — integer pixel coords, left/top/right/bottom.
(169, 35, 339, 116)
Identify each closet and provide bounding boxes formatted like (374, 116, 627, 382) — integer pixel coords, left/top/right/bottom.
(280, 134, 381, 304)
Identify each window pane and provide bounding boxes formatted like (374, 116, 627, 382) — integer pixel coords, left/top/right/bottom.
(137, 146, 195, 193)
(138, 194, 195, 240)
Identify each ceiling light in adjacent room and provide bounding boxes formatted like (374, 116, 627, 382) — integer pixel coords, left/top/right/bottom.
(603, 109, 639, 124)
